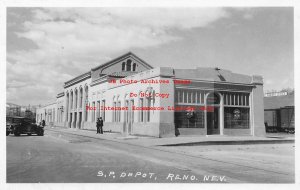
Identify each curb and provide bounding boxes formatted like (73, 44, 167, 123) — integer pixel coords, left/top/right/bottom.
(159, 139, 295, 146)
(46, 127, 295, 147)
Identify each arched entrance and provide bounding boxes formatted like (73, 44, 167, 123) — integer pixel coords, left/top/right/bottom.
(206, 92, 221, 135)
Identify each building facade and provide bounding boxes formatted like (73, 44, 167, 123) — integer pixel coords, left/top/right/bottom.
(36, 52, 265, 137)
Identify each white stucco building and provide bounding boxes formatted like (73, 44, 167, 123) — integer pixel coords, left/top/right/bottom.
(36, 52, 265, 137)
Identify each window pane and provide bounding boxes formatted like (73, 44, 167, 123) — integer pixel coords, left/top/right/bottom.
(224, 107, 249, 129)
(175, 106, 205, 128)
(187, 91, 191, 103)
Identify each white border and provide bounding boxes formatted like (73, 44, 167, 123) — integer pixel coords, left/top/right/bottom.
(1, 0, 299, 190)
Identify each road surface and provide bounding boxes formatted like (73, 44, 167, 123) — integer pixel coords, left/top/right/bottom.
(7, 129, 295, 183)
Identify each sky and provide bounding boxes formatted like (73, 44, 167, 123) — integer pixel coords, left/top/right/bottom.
(6, 7, 294, 106)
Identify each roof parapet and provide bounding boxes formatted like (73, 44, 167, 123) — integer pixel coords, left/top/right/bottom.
(251, 75, 263, 85)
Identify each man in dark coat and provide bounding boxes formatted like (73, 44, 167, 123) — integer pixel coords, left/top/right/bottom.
(42, 120, 45, 127)
(96, 118, 100, 134)
(99, 117, 104, 134)
(96, 117, 104, 134)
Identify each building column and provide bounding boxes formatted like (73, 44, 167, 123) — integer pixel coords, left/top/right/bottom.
(251, 75, 265, 137)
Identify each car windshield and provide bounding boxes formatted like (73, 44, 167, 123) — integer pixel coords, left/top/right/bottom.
(7, 117, 22, 123)
(24, 118, 32, 124)
(13, 118, 22, 123)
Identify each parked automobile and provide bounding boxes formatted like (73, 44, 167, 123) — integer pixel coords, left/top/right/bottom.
(6, 116, 44, 136)
(6, 116, 21, 136)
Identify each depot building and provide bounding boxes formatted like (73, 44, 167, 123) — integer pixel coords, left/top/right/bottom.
(36, 52, 265, 137)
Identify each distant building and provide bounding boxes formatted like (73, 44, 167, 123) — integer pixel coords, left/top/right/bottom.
(264, 94, 294, 131)
(37, 52, 265, 137)
(264, 89, 293, 97)
(6, 103, 21, 116)
(6, 103, 38, 121)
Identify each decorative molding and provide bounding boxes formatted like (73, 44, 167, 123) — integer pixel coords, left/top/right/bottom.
(64, 71, 91, 88)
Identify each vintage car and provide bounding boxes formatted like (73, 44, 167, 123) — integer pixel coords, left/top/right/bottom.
(6, 116, 44, 136)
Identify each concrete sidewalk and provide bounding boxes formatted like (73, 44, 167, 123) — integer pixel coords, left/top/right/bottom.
(46, 126, 295, 147)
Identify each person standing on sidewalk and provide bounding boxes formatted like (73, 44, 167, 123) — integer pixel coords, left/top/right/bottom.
(96, 118, 101, 134)
(42, 120, 45, 127)
(99, 117, 104, 134)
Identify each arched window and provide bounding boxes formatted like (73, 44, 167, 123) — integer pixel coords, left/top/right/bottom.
(133, 63, 137, 71)
(79, 88, 83, 108)
(70, 91, 73, 109)
(206, 92, 220, 105)
(146, 96, 151, 122)
(74, 89, 78, 108)
(122, 62, 125, 71)
(126, 59, 132, 71)
(139, 97, 144, 122)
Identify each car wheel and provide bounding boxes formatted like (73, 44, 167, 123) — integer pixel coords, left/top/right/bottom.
(6, 132, 10, 136)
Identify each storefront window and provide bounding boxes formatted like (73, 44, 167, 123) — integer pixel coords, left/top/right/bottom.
(224, 107, 249, 128)
(175, 107, 205, 128)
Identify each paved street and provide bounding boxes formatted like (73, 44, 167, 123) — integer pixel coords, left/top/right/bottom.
(7, 128, 295, 183)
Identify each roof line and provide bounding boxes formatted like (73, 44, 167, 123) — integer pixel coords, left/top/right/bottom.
(64, 71, 91, 86)
(91, 52, 153, 71)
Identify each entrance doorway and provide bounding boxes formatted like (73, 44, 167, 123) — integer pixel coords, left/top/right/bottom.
(206, 92, 221, 135)
(207, 107, 220, 135)
(78, 112, 82, 129)
(74, 113, 77, 128)
(69, 113, 72, 128)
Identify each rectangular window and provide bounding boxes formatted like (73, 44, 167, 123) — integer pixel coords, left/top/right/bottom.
(224, 107, 249, 129)
(245, 94, 249, 106)
(175, 107, 205, 128)
(177, 90, 182, 103)
(187, 91, 191, 103)
(200, 92, 204, 104)
(230, 94, 234, 105)
(191, 91, 195, 103)
(241, 95, 244, 105)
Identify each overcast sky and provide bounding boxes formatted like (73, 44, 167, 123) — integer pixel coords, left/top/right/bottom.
(6, 7, 294, 106)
